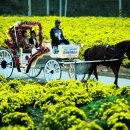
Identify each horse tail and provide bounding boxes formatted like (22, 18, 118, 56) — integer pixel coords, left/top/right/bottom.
(84, 48, 90, 61)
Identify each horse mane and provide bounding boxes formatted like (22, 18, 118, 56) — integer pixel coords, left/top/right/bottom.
(92, 40, 130, 48)
(116, 40, 130, 48)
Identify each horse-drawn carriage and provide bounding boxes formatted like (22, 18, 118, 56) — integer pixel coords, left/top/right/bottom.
(1, 20, 129, 85)
(0, 21, 90, 81)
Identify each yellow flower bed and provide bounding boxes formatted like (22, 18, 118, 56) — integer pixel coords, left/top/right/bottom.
(1, 16, 130, 46)
(0, 74, 130, 129)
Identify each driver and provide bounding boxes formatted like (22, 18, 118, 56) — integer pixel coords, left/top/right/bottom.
(50, 20, 69, 46)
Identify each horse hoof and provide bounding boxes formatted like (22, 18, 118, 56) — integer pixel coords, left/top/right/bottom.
(115, 85, 119, 89)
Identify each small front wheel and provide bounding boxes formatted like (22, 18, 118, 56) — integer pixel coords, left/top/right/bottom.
(0, 49, 14, 78)
(43, 60, 61, 81)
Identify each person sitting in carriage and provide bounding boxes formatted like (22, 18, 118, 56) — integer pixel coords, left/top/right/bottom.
(21, 30, 39, 54)
(29, 30, 38, 48)
(50, 20, 69, 46)
(22, 30, 31, 50)
(21, 30, 36, 54)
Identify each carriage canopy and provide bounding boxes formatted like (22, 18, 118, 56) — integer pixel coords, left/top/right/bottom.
(6, 21, 43, 44)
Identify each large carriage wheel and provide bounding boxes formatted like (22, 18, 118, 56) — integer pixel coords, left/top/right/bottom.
(43, 60, 61, 81)
(68, 64, 85, 81)
(27, 67, 42, 78)
(0, 49, 14, 78)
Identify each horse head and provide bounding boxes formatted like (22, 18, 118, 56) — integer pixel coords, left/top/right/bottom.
(114, 41, 130, 60)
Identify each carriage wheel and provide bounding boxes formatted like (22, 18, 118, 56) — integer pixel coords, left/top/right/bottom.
(0, 49, 14, 78)
(44, 60, 61, 81)
(68, 64, 85, 81)
(27, 68, 42, 78)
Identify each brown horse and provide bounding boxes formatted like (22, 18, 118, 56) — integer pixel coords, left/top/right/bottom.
(84, 40, 130, 87)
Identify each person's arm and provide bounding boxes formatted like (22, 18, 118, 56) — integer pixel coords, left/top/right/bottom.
(50, 28, 59, 43)
(29, 38, 32, 44)
(60, 29, 64, 40)
(50, 28, 55, 39)
(29, 38, 34, 48)
(35, 38, 38, 48)
(23, 40, 26, 49)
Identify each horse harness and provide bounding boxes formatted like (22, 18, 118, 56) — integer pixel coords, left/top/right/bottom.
(103, 45, 124, 61)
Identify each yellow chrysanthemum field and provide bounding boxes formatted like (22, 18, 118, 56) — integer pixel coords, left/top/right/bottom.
(0, 73, 130, 129)
(1, 16, 130, 45)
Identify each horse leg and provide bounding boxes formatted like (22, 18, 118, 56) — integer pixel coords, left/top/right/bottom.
(87, 66, 94, 80)
(110, 66, 119, 88)
(93, 66, 98, 81)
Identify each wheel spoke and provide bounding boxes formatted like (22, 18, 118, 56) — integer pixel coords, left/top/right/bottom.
(27, 67, 42, 78)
